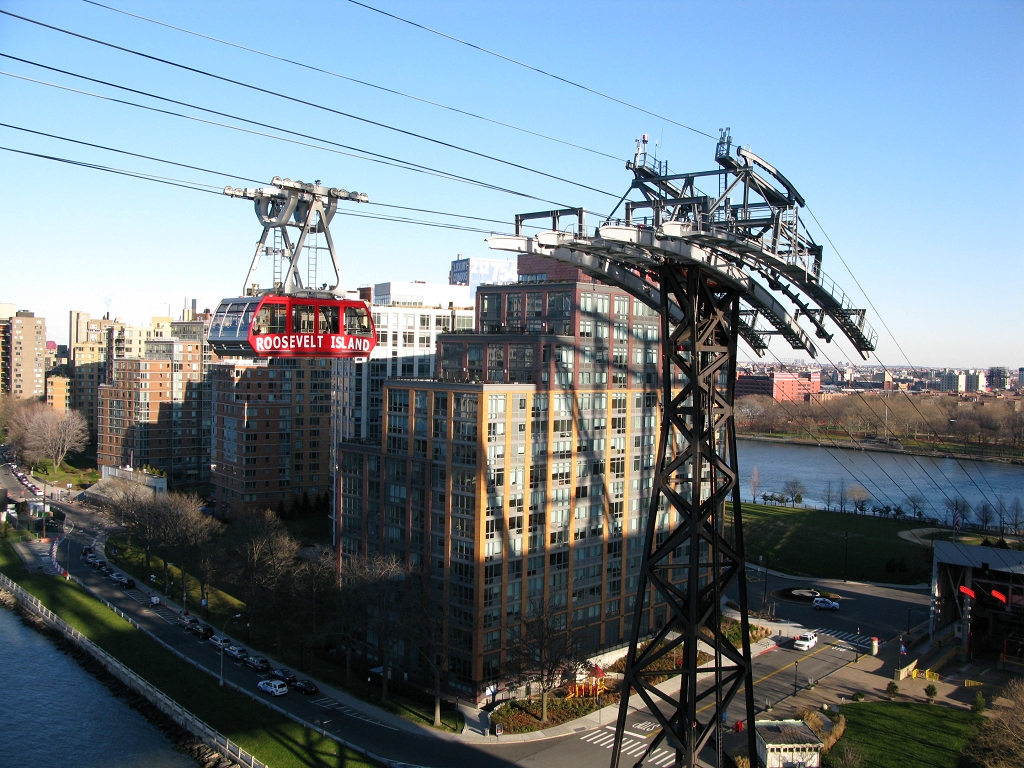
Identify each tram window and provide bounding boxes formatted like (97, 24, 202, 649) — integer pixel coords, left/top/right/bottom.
(240, 307, 256, 338)
(210, 303, 231, 336)
(293, 304, 316, 334)
(345, 306, 371, 335)
(253, 304, 287, 335)
(221, 304, 243, 335)
(319, 305, 340, 334)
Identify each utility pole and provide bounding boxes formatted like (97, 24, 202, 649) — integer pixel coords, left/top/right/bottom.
(844, 532, 849, 582)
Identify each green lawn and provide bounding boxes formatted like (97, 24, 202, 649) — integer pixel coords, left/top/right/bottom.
(735, 503, 934, 584)
(0, 541, 379, 768)
(31, 455, 101, 490)
(830, 701, 982, 768)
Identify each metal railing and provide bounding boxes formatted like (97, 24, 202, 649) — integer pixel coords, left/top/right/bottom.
(0, 572, 267, 768)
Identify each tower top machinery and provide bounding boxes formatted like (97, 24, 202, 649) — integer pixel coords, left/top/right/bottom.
(207, 177, 377, 359)
(488, 131, 874, 768)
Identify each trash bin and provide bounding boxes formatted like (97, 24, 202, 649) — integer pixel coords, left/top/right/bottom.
(734, 720, 744, 732)
(870, 637, 879, 656)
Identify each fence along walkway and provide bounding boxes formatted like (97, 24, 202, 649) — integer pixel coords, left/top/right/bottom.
(0, 572, 267, 768)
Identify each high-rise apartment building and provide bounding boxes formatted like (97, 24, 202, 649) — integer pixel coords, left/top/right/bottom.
(966, 370, 988, 393)
(45, 373, 72, 412)
(97, 337, 210, 483)
(334, 283, 475, 443)
(1, 310, 46, 399)
(987, 367, 1010, 390)
(211, 357, 334, 517)
(338, 266, 667, 699)
(69, 312, 120, 432)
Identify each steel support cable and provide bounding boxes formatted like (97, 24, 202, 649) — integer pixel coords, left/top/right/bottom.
(800, 344, 968, 511)
(0, 143, 513, 235)
(0, 120, 524, 228)
(0, 62, 575, 209)
(0, 10, 621, 201)
(757, 346, 947, 514)
(735, 362, 902, 511)
(341, 0, 719, 141)
(804, 204, 1002, 507)
(0, 145, 222, 194)
(80, 0, 627, 164)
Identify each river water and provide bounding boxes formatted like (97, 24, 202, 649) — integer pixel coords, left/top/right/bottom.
(0, 606, 194, 768)
(737, 438, 1024, 518)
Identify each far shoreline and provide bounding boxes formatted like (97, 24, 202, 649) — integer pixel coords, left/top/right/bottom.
(736, 434, 1024, 467)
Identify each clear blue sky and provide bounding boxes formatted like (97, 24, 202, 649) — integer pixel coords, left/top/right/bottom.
(1, 0, 1020, 368)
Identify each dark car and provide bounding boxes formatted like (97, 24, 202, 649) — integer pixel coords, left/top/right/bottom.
(242, 656, 270, 672)
(269, 668, 297, 684)
(120, 578, 136, 590)
(81, 546, 93, 557)
(91, 560, 106, 570)
(291, 679, 319, 695)
(191, 625, 215, 641)
(101, 566, 115, 576)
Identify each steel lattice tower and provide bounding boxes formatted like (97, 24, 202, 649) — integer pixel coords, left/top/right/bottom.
(489, 131, 876, 768)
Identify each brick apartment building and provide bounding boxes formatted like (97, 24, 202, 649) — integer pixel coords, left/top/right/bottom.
(211, 357, 334, 517)
(337, 259, 675, 699)
(735, 370, 821, 402)
(1, 310, 46, 399)
(97, 338, 210, 484)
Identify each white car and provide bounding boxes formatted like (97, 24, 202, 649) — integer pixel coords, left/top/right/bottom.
(813, 597, 840, 611)
(793, 632, 818, 651)
(209, 635, 231, 650)
(257, 679, 288, 696)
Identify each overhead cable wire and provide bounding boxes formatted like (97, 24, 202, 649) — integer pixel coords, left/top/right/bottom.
(0, 62, 575, 208)
(0, 122, 265, 185)
(804, 204, 1002, 507)
(0, 10, 620, 200)
(341, 0, 719, 141)
(0, 121, 524, 228)
(0, 145, 222, 194)
(81, 0, 626, 164)
(745, 351, 902, 510)
(2, 142, 514, 235)
(760, 347, 948, 514)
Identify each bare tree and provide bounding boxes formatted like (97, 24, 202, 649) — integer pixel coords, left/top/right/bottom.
(359, 554, 410, 704)
(963, 677, 1024, 768)
(748, 466, 760, 504)
(838, 477, 848, 514)
(171, 496, 224, 616)
(234, 509, 300, 648)
(823, 480, 835, 512)
(847, 484, 871, 514)
(25, 409, 89, 477)
(904, 493, 927, 520)
(976, 501, 996, 532)
(409, 571, 452, 727)
(781, 479, 806, 507)
(506, 599, 585, 723)
(103, 478, 151, 554)
(1009, 497, 1024, 536)
(5, 400, 48, 465)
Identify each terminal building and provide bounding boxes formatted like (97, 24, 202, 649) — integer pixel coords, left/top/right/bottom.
(931, 540, 1024, 674)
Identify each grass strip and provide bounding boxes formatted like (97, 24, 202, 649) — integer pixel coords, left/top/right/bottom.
(833, 701, 982, 768)
(0, 540, 379, 768)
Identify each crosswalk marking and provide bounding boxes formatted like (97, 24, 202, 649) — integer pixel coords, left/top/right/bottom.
(578, 729, 677, 765)
(813, 628, 877, 648)
(310, 696, 396, 730)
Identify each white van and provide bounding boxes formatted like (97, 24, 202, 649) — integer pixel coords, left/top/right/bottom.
(258, 679, 288, 697)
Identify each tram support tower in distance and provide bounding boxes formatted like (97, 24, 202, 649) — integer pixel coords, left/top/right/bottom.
(488, 130, 876, 768)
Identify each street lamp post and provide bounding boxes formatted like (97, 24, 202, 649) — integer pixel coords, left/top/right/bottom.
(763, 554, 769, 609)
(793, 661, 799, 697)
(62, 519, 75, 577)
(844, 531, 849, 582)
(219, 613, 242, 686)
